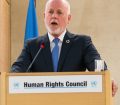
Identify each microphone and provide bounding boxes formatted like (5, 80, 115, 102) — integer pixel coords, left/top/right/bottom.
(26, 42, 45, 72)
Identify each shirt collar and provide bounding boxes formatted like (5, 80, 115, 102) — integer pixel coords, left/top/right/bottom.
(48, 30, 66, 43)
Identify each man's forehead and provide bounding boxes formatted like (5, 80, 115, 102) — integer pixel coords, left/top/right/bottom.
(46, 3, 66, 11)
(48, 1, 65, 6)
(47, 0, 66, 4)
(46, 0, 68, 9)
(47, 8, 64, 12)
(45, 0, 70, 14)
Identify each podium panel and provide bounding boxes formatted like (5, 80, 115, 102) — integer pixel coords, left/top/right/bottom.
(0, 71, 112, 105)
(0, 72, 1, 105)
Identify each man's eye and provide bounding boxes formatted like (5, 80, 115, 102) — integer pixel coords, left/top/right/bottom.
(57, 11, 63, 15)
(49, 11, 54, 14)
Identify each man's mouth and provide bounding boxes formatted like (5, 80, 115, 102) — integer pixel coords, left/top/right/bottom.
(51, 21, 58, 25)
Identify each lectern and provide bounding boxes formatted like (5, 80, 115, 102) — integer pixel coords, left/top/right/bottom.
(0, 71, 112, 105)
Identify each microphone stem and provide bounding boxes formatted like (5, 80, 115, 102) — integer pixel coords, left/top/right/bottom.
(26, 48, 42, 72)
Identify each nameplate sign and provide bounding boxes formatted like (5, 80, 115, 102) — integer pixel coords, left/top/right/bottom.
(9, 75, 102, 94)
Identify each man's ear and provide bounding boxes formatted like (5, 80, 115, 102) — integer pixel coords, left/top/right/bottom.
(44, 12, 45, 19)
(68, 14, 71, 24)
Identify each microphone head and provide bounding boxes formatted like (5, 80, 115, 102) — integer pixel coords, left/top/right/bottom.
(40, 42, 45, 49)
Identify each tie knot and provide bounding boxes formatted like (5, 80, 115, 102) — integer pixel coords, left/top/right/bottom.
(53, 38, 59, 45)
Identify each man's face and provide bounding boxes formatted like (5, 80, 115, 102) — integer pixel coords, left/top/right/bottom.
(44, 0, 71, 37)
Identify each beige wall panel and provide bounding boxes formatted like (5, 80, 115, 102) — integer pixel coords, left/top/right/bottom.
(37, 0, 46, 35)
(11, 0, 28, 63)
(11, 0, 119, 104)
(0, 0, 10, 72)
(68, 0, 120, 104)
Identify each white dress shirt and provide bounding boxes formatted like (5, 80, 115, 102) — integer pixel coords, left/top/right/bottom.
(48, 30, 66, 58)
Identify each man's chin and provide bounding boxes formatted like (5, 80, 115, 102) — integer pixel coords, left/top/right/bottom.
(48, 29, 63, 36)
(46, 25, 64, 36)
(50, 32, 61, 36)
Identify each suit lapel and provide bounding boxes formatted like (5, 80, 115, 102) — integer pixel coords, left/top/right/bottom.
(42, 34, 54, 71)
(58, 31, 74, 71)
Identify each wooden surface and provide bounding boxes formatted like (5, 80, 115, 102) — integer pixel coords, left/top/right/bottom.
(0, 0, 11, 72)
(0, 72, 1, 105)
(0, 72, 6, 105)
(0, 71, 112, 105)
(105, 70, 113, 105)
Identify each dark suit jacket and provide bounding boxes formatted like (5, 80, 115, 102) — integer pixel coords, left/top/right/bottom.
(11, 31, 106, 72)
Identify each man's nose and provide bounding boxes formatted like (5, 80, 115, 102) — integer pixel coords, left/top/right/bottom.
(52, 13, 58, 18)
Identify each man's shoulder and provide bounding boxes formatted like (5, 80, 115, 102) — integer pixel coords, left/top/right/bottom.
(26, 34, 47, 44)
(24, 34, 48, 48)
(68, 32, 91, 41)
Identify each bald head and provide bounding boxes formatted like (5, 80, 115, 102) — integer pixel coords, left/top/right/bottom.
(44, 0, 71, 37)
(45, 0, 71, 15)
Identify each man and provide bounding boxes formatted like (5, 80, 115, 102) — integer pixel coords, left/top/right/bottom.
(11, 0, 118, 96)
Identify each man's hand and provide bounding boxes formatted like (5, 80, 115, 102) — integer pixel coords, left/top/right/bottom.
(112, 79, 118, 97)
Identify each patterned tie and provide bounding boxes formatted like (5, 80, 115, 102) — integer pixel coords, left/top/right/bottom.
(52, 38, 59, 72)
